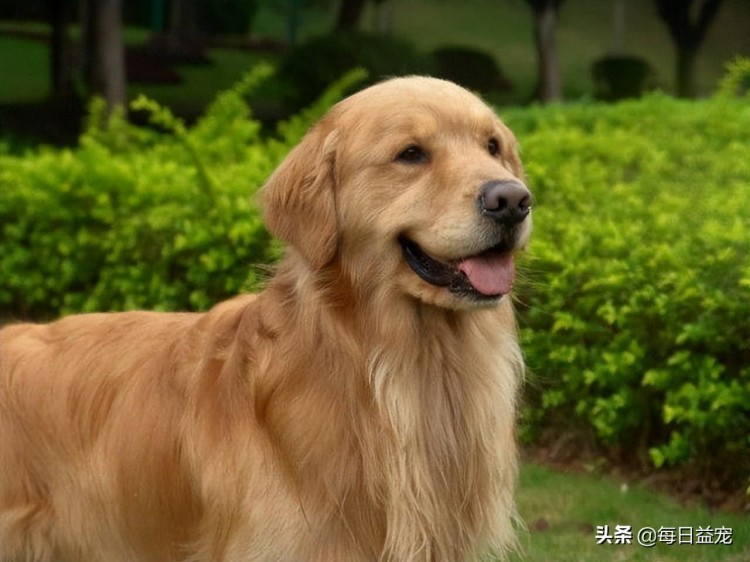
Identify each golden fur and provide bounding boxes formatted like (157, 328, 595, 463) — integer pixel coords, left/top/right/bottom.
(0, 77, 531, 562)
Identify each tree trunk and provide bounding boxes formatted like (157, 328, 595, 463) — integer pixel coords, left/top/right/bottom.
(373, 0, 394, 34)
(47, 0, 75, 102)
(335, 0, 367, 31)
(80, 0, 93, 89)
(654, 0, 725, 97)
(87, 0, 127, 115)
(675, 44, 698, 98)
(167, 0, 198, 53)
(287, 0, 300, 45)
(532, 2, 562, 102)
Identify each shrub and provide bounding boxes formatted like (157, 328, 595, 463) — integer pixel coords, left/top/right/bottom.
(591, 56, 656, 101)
(1, 63, 748, 486)
(0, 65, 365, 319)
(509, 71, 750, 483)
(432, 45, 512, 94)
(276, 31, 434, 112)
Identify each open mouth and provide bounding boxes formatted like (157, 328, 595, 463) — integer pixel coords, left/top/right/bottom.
(398, 236, 516, 300)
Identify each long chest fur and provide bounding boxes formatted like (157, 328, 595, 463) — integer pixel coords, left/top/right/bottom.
(251, 281, 521, 561)
(363, 309, 521, 561)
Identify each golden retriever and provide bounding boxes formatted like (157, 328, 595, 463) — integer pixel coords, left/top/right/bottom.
(0, 77, 532, 562)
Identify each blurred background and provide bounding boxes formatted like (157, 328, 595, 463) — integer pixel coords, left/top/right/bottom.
(1, 0, 749, 144)
(1, 3, 749, 560)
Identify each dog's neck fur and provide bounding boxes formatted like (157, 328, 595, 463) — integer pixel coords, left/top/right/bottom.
(262, 255, 522, 561)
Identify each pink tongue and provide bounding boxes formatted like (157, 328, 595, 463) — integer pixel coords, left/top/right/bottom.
(457, 253, 515, 296)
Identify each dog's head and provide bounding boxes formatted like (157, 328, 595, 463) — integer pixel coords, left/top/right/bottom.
(262, 77, 531, 310)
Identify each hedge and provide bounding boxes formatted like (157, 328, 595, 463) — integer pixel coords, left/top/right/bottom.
(508, 60, 750, 484)
(0, 66, 364, 317)
(1, 62, 748, 486)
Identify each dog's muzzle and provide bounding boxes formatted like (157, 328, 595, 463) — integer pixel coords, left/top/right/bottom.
(399, 236, 519, 301)
(399, 180, 531, 301)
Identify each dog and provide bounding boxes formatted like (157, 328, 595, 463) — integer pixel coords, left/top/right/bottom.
(0, 77, 532, 562)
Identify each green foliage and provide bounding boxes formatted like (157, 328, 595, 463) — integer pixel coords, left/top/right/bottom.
(509, 90, 750, 481)
(277, 31, 434, 112)
(0, 66, 364, 318)
(592, 56, 656, 101)
(716, 56, 750, 100)
(1, 65, 747, 484)
(432, 45, 512, 94)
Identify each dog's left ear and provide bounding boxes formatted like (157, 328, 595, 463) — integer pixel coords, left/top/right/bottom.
(261, 124, 339, 270)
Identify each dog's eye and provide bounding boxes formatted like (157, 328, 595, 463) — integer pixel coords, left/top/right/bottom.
(487, 138, 501, 157)
(395, 145, 429, 164)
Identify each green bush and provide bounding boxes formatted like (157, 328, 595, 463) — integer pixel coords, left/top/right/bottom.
(592, 56, 656, 101)
(510, 67, 750, 483)
(276, 31, 434, 112)
(1, 63, 747, 486)
(432, 45, 512, 94)
(0, 65, 365, 319)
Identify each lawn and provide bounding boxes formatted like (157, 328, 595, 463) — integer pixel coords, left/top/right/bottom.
(511, 463, 749, 562)
(0, 34, 49, 103)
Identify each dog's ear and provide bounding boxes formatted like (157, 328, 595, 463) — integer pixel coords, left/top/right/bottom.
(261, 124, 339, 269)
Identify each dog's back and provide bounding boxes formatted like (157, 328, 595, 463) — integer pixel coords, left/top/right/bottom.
(0, 297, 257, 561)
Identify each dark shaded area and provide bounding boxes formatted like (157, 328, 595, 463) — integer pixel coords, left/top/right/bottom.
(276, 31, 434, 113)
(592, 56, 656, 101)
(433, 46, 513, 94)
(0, 97, 85, 147)
(0, 26, 216, 146)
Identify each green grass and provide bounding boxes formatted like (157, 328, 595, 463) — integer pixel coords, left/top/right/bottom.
(0, 34, 49, 103)
(510, 464, 749, 562)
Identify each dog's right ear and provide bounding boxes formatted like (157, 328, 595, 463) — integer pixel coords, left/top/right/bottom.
(261, 124, 339, 270)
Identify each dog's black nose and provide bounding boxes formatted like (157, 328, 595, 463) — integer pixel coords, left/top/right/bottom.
(479, 180, 532, 226)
